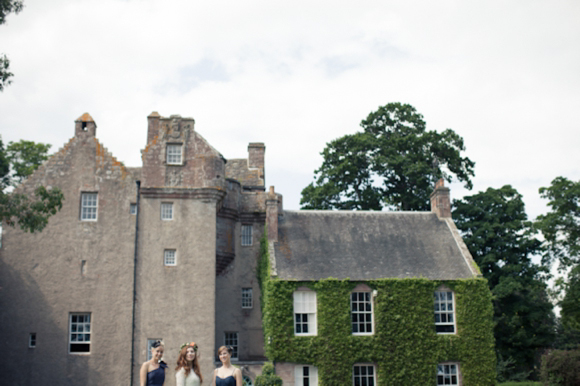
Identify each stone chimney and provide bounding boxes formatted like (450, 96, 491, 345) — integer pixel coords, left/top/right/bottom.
(75, 113, 96, 137)
(430, 179, 451, 218)
(266, 186, 279, 242)
(147, 111, 161, 144)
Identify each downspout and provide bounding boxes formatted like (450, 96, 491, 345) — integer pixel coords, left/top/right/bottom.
(130, 180, 141, 386)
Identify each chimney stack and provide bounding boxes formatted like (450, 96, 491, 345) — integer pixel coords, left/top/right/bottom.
(430, 179, 451, 218)
(266, 186, 279, 242)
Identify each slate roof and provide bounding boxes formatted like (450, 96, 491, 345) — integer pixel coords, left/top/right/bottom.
(272, 210, 478, 281)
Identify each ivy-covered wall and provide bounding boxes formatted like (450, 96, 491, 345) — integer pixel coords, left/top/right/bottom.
(258, 235, 496, 385)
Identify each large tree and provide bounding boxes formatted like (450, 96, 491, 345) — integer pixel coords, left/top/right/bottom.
(0, 137, 63, 232)
(0, 0, 24, 91)
(453, 185, 555, 380)
(300, 102, 475, 211)
(536, 177, 580, 334)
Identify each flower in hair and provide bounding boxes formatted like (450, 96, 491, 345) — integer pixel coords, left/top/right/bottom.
(180, 341, 198, 351)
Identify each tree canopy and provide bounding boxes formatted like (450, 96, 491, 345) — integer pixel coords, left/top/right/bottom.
(0, 137, 63, 232)
(300, 102, 475, 211)
(453, 185, 555, 380)
(0, 0, 24, 91)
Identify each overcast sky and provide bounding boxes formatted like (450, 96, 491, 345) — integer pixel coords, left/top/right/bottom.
(1, 0, 579, 221)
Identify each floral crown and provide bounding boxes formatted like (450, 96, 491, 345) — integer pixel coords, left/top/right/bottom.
(180, 342, 198, 352)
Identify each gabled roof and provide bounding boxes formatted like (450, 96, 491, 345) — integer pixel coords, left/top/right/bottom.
(272, 210, 479, 281)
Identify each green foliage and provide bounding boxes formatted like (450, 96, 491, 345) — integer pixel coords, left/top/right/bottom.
(0, 0, 24, 91)
(258, 234, 495, 385)
(560, 266, 580, 331)
(300, 102, 475, 211)
(453, 185, 556, 380)
(536, 177, 580, 268)
(497, 382, 541, 386)
(540, 350, 580, 386)
(254, 362, 283, 386)
(0, 136, 63, 232)
(6, 140, 52, 185)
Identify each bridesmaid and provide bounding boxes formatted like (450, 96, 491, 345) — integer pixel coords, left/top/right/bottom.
(140, 340, 168, 386)
(212, 346, 242, 386)
(176, 341, 203, 386)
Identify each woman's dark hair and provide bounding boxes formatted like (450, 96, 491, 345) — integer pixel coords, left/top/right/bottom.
(151, 340, 163, 349)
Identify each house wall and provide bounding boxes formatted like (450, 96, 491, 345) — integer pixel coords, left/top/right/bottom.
(260, 274, 496, 385)
(0, 126, 137, 385)
(0, 112, 270, 385)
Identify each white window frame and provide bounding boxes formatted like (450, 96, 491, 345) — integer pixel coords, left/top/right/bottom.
(166, 144, 183, 165)
(29, 333, 36, 348)
(147, 339, 162, 361)
(164, 249, 177, 266)
(352, 364, 375, 386)
(80, 193, 98, 221)
(351, 291, 373, 335)
(224, 332, 239, 360)
(130, 203, 137, 215)
(435, 290, 456, 334)
(241, 224, 253, 246)
(295, 365, 318, 386)
(293, 290, 317, 336)
(242, 288, 253, 309)
(161, 202, 173, 221)
(69, 313, 91, 354)
(437, 363, 460, 386)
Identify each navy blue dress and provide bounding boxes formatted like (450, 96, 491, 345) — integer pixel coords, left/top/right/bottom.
(216, 375, 236, 386)
(147, 362, 168, 386)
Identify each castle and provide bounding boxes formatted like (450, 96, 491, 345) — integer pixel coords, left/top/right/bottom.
(0, 112, 495, 385)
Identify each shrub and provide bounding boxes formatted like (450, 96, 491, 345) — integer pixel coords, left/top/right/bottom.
(540, 349, 580, 385)
(255, 363, 283, 386)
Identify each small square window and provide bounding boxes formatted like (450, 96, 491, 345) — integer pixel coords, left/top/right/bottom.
(241, 225, 253, 246)
(242, 288, 253, 309)
(164, 250, 176, 266)
(161, 203, 173, 220)
(353, 365, 375, 386)
(437, 363, 460, 385)
(130, 203, 137, 215)
(224, 332, 238, 360)
(80, 193, 98, 221)
(29, 333, 36, 348)
(69, 313, 91, 354)
(166, 144, 183, 165)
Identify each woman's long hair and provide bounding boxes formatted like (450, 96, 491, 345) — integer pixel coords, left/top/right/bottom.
(176, 346, 203, 383)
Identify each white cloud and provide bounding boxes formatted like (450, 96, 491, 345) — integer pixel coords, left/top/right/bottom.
(0, 0, 578, 222)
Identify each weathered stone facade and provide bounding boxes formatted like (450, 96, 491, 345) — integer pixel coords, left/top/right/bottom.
(0, 112, 276, 385)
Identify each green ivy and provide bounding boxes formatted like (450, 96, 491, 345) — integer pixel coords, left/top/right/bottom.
(259, 234, 496, 385)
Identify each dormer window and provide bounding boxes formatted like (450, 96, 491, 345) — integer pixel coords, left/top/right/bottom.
(166, 144, 183, 165)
